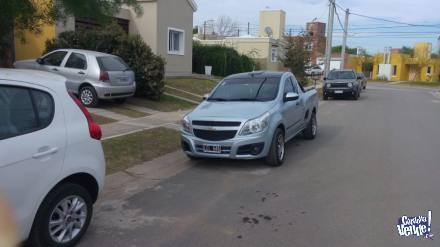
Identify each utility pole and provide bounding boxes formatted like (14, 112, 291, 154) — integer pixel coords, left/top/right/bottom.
(247, 22, 250, 35)
(324, 0, 335, 76)
(340, 8, 350, 69)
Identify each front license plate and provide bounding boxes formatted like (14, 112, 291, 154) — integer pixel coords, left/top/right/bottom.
(203, 144, 222, 153)
(334, 90, 343, 94)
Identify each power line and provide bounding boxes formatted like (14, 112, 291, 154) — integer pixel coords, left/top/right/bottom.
(349, 12, 440, 27)
(334, 7, 345, 32)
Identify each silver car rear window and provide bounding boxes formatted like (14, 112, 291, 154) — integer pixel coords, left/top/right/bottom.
(97, 56, 129, 71)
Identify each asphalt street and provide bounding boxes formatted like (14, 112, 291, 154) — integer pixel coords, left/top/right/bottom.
(80, 83, 440, 247)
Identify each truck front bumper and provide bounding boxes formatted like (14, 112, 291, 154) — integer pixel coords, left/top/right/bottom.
(181, 131, 272, 160)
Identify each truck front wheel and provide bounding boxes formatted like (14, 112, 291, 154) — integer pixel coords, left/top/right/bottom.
(265, 128, 285, 167)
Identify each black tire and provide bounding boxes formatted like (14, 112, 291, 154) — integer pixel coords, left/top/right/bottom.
(323, 94, 329, 101)
(79, 86, 99, 107)
(303, 113, 317, 140)
(265, 128, 285, 167)
(352, 90, 359, 100)
(363, 85, 366, 90)
(27, 183, 93, 247)
(114, 98, 127, 104)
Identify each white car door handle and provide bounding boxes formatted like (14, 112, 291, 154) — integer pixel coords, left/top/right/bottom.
(32, 147, 59, 159)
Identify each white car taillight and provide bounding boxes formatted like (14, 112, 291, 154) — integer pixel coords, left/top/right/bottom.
(69, 92, 102, 140)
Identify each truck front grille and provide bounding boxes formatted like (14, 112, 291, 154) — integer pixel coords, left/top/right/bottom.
(193, 129, 237, 141)
(192, 120, 241, 127)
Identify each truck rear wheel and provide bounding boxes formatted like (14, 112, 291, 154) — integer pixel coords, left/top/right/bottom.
(265, 128, 285, 167)
(303, 113, 317, 140)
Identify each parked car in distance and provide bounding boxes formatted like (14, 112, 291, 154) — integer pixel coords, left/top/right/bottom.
(0, 69, 105, 246)
(14, 49, 136, 107)
(305, 65, 323, 76)
(181, 71, 319, 167)
(323, 69, 362, 100)
(357, 72, 367, 90)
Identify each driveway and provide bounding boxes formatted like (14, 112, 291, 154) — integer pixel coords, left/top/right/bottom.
(80, 83, 440, 247)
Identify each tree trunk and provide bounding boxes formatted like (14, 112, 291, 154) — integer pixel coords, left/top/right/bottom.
(0, 26, 15, 68)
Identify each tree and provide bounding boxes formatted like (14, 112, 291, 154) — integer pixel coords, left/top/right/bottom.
(332, 45, 357, 55)
(0, 0, 142, 68)
(214, 16, 239, 37)
(282, 37, 310, 83)
(401, 46, 414, 56)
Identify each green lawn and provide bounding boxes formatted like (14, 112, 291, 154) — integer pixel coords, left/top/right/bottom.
(166, 77, 219, 96)
(102, 127, 181, 174)
(129, 94, 196, 112)
(90, 113, 117, 125)
(103, 105, 149, 118)
(164, 87, 202, 102)
(396, 81, 440, 88)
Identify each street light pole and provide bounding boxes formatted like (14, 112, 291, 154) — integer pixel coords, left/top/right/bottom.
(324, 0, 335, 76)
(340, 8, 350, 69)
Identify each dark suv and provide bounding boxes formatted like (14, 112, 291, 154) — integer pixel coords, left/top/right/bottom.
(323, 69, 362, 100)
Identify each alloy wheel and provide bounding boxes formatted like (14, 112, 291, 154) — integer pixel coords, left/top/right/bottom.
(49, 196, 88, 244)
(276, 133, 285, 161)
(80, 89, 93, 106)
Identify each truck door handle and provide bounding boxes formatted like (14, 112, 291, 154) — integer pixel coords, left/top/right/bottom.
(78, 71, 85, 75)
(296, 102, 300, 106)
(52, 68, 58, 72)
(32, 147, 58, 159)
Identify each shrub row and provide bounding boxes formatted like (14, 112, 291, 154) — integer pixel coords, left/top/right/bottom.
(193, 43, 257, 77)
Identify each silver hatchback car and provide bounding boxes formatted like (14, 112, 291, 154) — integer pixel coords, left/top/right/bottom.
(14, 49, 136, 107)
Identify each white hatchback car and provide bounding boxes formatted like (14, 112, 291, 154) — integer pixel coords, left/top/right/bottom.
(0, 69, 105, 246)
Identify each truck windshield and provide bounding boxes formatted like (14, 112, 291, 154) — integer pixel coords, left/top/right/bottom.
(208, 77, 280, 102)
(327, 71, 356, 80)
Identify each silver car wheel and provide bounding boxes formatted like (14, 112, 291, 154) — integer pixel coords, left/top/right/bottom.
(312, 115, 317, 137)
(276, 133, 285, 161)
(80, 89, 93, 105)
(49, 196, 87, 244)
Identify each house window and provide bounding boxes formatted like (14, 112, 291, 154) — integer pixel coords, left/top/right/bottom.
(427, 66, 432, 75)
(392, 65, 397, 76)
(305, 42, 313, 51)
(271, 47, 278, 63)
(168, 28, 185, 55)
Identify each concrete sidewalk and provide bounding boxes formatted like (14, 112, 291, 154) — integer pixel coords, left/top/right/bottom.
(89, 104, 189, 139)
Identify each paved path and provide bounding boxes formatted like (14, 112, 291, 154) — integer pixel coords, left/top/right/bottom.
(80, 83, 440, 247)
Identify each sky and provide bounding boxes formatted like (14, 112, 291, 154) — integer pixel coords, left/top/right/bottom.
(193, 0, 440, 54)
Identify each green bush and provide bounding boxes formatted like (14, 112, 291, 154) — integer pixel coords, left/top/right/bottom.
(193, 43, 257, 77)
(45, 24, 165, 100)
(118, 35, 165, 99)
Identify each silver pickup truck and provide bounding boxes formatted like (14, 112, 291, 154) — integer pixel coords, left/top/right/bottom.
(181, 71, 319, 166)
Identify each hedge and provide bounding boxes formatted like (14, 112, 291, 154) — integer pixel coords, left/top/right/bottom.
(45, 23, 165, 100)
(193, 43, 257, 77)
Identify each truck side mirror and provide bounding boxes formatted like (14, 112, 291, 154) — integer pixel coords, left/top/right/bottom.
(36, 58, 43, 64)
(323, 77, 327, 80)
(202, 94, 209, 100)
(284, 92, 299, 102)
(357, 76, 362, 80)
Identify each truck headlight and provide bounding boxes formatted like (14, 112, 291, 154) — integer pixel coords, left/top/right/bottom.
(326, 83, 331, 89)
(181, 115, 192, 134)
(347, 82, 353, 88)
(239, 112, 271, 136)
